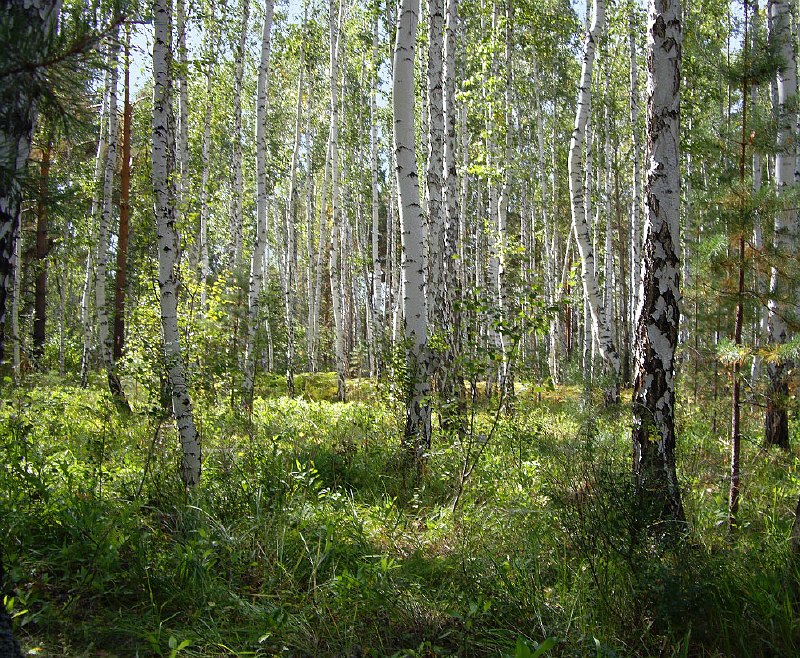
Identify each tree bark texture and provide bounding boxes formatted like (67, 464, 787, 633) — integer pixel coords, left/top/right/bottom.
(394, 0, 432, 455)
(153, 0, 200, 486)
(631, 0, 684, 522)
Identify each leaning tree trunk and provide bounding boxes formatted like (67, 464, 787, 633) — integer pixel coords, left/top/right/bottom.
(394, 0, 432, 456)
(153, 0, 200, 487)
(631, 0, 684, 522)
(0, 0, 61, 362)
(568, 0, 621, 399)
(242, 0, 274, 405)
(765, 0, 796, 450)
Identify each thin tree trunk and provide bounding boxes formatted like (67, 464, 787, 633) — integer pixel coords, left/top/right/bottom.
(329, 0, 347, 401)
(765, 0, 795, 450)
(198, 9, 216, 313)
(394, 0, 431, 455)
(229, 0, 250, 271)
(10, 218, 21, 380)
(568, 0, 621, 398)
(32, 137, 51, 365)
(95, 33, 127, 406)
(283, 0, 306, 396)
(153, 0, 200, 486)
(243, 0, 275, 404)
(80, 66, 111, 386)
(114, 27, 132, 362)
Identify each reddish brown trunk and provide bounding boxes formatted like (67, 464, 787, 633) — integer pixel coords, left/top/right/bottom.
(114, 32, 131, 362)
(33, 138, 51, 363)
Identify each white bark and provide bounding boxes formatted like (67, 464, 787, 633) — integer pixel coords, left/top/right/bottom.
(765, 0, 797, 446)
(632, 0, 683, 518)
(394, 0, 431, 452)
(80, 67, 111, 386)
(176, 0, 190, 214)
(230, 0, 250, 271)
(568, 0, 620, 387)
(427, 0, 445, 316)
(283, 3, 305, 396)
(242, 0, 274, 403)
(370, 4, 383, 372)
(329, 0, 346, 400)
(629, 7, 643, 350)
(95, 34, 119, 379)
(153, 0, 200, 486)
(198, 11, 215, 312)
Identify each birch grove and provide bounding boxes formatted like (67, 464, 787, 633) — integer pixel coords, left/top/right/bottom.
(5, 0, 799, 507)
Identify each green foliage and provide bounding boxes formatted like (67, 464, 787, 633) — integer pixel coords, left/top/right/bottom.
(2, 379, 798, 657)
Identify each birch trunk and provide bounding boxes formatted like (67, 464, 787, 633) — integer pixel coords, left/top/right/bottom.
(198, 14, 215, 312)
(95, 34, 127, 405)
(242, 0, 274, 404)
(230, 0, 250, 271)
(568, 0, 620, 396)
(440, 0, 463, 415)
(80, 64, 111, 386)
(427, 0, 445, 330)
(329, 0, 347, 400)
(631, 0, 684, 521)
(176, 0, 190, 214)
(765, 0, 796, 450)
(629, 7, 643, 377)
(394, 0, 431, 454)
(153, 0, 200, 486)
(370, 3, 384, 376)
(283, 1, 306, 396)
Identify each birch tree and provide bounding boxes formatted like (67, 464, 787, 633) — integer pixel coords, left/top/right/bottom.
(394, 0, 431, 455)
(230, 0, 250, 271)
(153, 0, 200, 486)
(94, 32, 127, 405)
(243, 0, 274, 405)
(568, 0, 621, 398)
(631, 0, 684, 521)
(765, 0, 796, 450)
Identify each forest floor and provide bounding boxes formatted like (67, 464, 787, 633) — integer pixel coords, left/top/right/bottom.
(1, 373, 799, 657)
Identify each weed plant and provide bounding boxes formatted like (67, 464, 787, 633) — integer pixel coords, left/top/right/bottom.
(1, 374, 799, 656)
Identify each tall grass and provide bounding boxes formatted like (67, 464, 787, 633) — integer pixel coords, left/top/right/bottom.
(1, 374, 798, 656)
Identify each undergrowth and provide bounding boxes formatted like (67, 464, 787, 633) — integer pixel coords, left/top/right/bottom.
(1, 374, 799, 656)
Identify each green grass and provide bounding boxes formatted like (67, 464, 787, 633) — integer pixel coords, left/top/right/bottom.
(1, 373, 799, 656)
